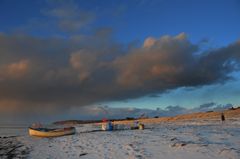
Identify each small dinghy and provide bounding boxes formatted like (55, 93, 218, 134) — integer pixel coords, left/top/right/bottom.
(29, 127, 76, 137)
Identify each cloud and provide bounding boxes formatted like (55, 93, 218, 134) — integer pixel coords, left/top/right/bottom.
(199, 102, 216, 109)
(70, 50, 98, 81)
(113, 33, 240, 93)
(0, 102, 233, 124)
(39, 0, 95, 33)
(0, 59, 30, 80)
(0, 32, 240, 121)
(60, 102, 234, 121)
(143, 37, 156, 48)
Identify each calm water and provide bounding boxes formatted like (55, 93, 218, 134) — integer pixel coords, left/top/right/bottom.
(0, 124, 28, 136)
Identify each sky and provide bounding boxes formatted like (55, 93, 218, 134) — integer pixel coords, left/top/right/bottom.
(0, 0, 240, 123)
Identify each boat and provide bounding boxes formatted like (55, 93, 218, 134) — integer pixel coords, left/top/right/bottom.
(29, 127, 76, 137)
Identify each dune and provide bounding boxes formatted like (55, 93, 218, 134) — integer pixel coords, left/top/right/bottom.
(112, 107, 240, 125)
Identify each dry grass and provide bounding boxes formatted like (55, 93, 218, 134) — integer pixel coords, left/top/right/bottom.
(111, 108, 240, 125)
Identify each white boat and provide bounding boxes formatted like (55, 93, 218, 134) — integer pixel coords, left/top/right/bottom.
(29, 127, 76, 137)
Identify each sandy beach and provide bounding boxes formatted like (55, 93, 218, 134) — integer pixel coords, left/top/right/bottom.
(1, 109, 240, 159)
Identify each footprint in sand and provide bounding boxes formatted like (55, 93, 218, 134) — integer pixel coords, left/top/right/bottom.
(170, 142, 187, 148)
(79, 152, 88, 157)
(218, 148, 240, 157)
(170, 137, 178, 141)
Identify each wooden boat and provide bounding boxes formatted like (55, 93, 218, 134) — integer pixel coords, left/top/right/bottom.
(29, 127, 76, 137)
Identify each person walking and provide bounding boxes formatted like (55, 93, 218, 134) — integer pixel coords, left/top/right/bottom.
(221, 112, 225, 123)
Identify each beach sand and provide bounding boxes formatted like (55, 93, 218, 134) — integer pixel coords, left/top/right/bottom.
(1, 109, 240, 159)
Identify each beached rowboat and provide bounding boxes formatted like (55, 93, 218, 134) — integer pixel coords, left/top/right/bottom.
(29, 127, 76, 137)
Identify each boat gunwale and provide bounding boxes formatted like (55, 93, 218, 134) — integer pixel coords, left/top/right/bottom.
(29, 127, 76, 137)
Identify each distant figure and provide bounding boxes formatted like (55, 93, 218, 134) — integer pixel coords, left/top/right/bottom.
(101, 119, 113, 131)
(138, 123, 144, 130)
(221, 113, 225, 122)
(131, 121, 144, 130)
(130, 121, 139, 130)
(134, 121, 139, 128)
(101, 119, 107, 131)
(106, 121, 113, 131)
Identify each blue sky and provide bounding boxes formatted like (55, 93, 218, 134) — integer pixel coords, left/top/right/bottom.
(0, 0, 240, 121)
(1, 0, 240, 45)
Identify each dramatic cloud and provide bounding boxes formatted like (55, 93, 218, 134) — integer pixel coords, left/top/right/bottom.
(0, 32, 240, 120)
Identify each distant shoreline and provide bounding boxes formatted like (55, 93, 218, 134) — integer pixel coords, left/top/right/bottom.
(0, 126, 27, 129)
(53, 107, 240, 125)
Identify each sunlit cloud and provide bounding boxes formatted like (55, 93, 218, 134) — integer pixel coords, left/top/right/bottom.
(0, 31, 240, 121)
(0, 59, 30, 80)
